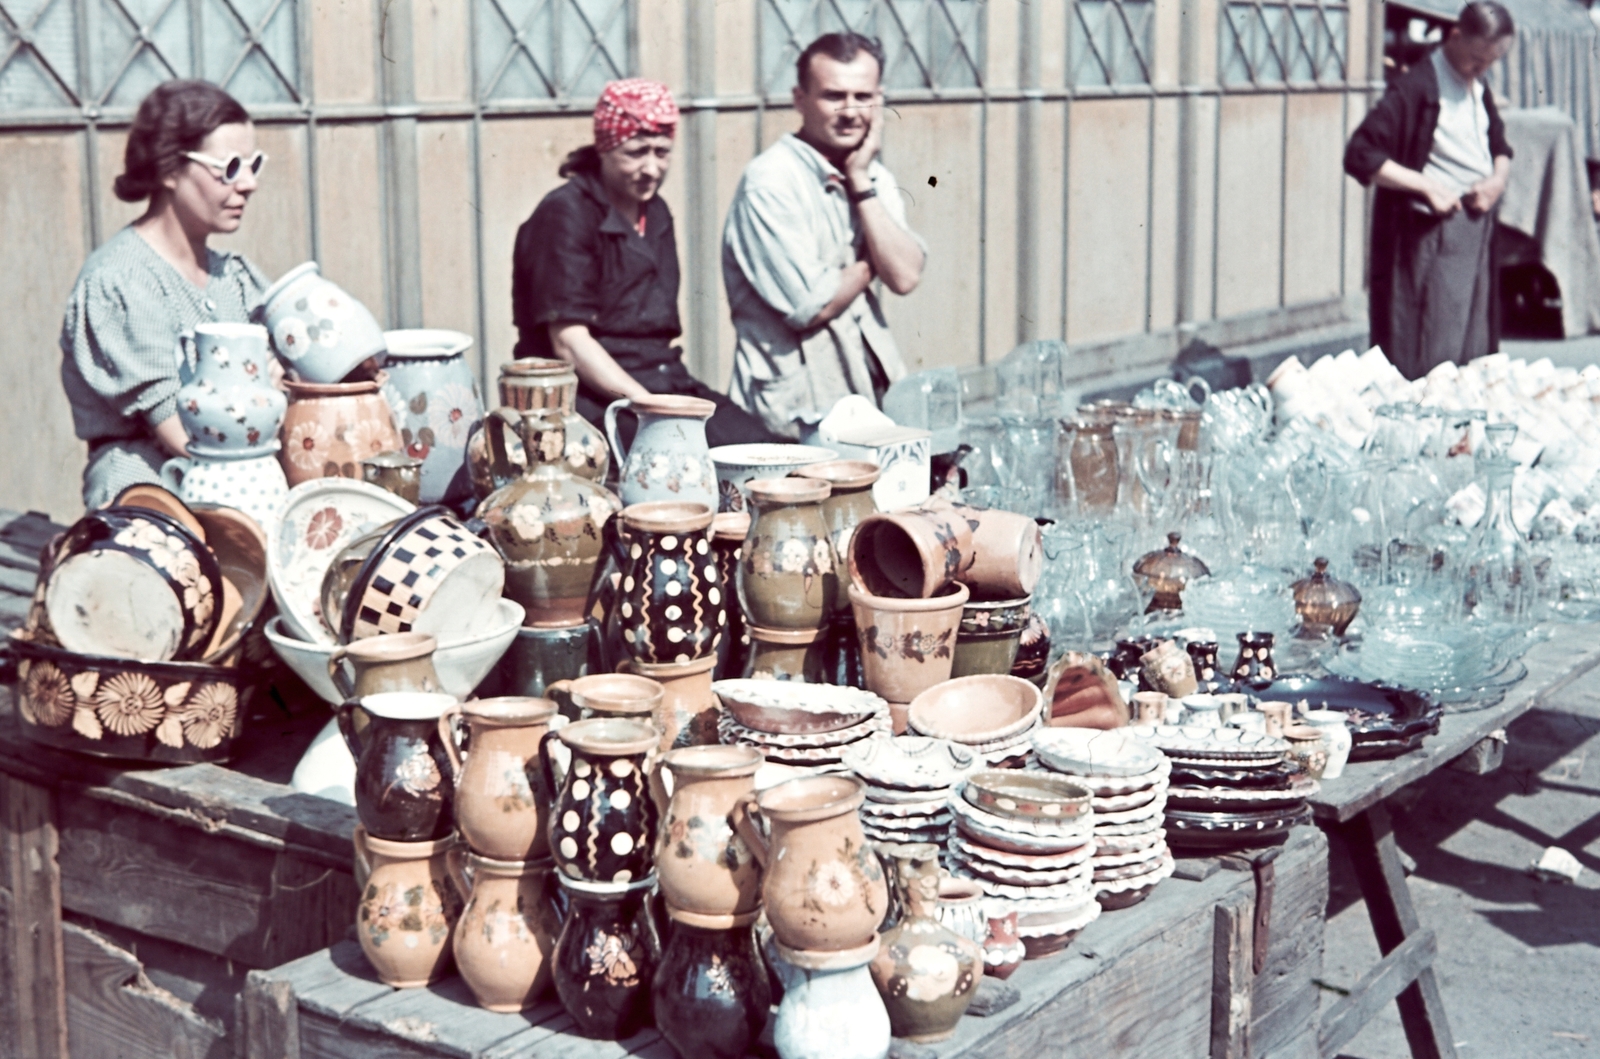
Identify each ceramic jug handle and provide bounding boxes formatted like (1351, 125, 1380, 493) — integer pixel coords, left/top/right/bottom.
(437, 706, 464, 783)
(159, 457, 190, 494)
(603, 399, 632, 468)
(730, 792, 768, 869)
(647, 759, 671, 819)
(351, 825, 372, 892)
(444, 844, 471, 902)
(326, 646, 354, 701)
(334, 700, 364, 763)
(544, 679, 574, 719)
(483, 407, 524, 485)
(175, 331, 196, 383)
(536, 729, 565, 809)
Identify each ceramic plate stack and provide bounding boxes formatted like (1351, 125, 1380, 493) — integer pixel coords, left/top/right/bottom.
(945, 771, 1102, 958)
(1130, 725, 1315, 852)
(839, 736, 973, 844)
(1029, 728, 1176, 910)
(712, 680, 890, 769)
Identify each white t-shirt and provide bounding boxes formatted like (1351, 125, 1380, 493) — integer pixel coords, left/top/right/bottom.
(1422, 47, 1496, 197)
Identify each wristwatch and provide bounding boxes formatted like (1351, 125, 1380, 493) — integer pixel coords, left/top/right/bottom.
(847, 184, 877, 204)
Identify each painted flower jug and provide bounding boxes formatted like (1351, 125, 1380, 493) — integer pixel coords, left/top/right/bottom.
(737, 477, 835, 632)
(337, 691, 458, 842)
(449, 854, 562, 1011)
(553, 877, 660, 1039)
(379, 330, 483, 503)
(617, 501, 723, 667)
(603, 394, 718, 509)
(539, 717, 660, 884)
(175, 322, 286, 458)
(798, 460, 881, 617)
(257, 262, 386, 384)
(653, 744, 763, 917)
(353, 827, 463, 987)
(160, 452, 288, 533)
(868, 843, 982, 1043)
(438, 696, 558, 862)
(652, 911, 771, 1059)
(465, 359, 609, 496)
(479, 409, 622, 627)
(278, 379, 403, 487)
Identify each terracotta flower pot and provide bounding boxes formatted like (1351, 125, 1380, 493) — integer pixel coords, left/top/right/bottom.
(848, 581, 969, 705)
(278, 379, 403, 487)
(965, 508, 1043, 601)
(654, 744, 764, 917)
(849, 506, 976, 599)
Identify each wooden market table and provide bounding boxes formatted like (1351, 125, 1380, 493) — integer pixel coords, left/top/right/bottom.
(1306, 622, 1600, 1059)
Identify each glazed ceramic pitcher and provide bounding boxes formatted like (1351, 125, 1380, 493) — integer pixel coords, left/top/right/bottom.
(448, 854, 561, 1011)
(278, 379, 403, 486)
(734, 774, 887, 952)
(653, 744, 763, 918)
(484, 359, 609, 484)
(617, 501, 722, 667)
(868, 842, 982, 1043)
(603, 394, 718, 509)
(161, 452, 288, 531)
(539, 717, 661, 883)
(175, 322, 286, 457)
(438, 695, 558, 861)
(379, 329, 484, 503)
(353, 827, 462, 987)
(337, 691, 458, 841)
(327, 631, 442, 700)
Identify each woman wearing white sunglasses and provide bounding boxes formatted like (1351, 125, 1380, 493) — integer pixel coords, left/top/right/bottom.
(59, 79, 270, 509)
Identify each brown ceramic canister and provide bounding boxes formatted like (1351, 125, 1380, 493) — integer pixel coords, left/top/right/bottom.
(439, 696, 559, 861)
(745, 624, 827, 682)
(353, 827, 463, 987)
(737, 477, 835, 631)
(1129, 690, 1169, 726)
(1140, 639, 1198, 699)
(849, 581, 970, 705)
(327, 631, 442, 701)
(734, 775, 887, 952)
(448, 854, 562, 1011)
(1283, 725, 1329, 779)
(279, 379, 403, 487)
(869, 842, 982, 1042)
(616, 501, 722, 667)
(792, 460, 880, 616)
(1290, 557, 1362, 637)
(623, 654, 718, 749)
(654, 744, 764, 918)
(850, 505, 978, 599)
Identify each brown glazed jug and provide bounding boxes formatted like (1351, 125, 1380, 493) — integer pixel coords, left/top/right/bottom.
(327, 631, 441, 700)
(540, 717, 661, 884)
(449, 854, 562, 1011)
(439, 696, 558, 861)
(278, 378, 403, 487)
(338, 691, 458, 841)
(654, 745, 763, 918)
(737, 477, 835, 631)
(479, 409, 622, 626)
(353, 827, 463, 987)
(794, 460, 881, 617)
(869, 842, 982, 1043)
(616, 501, 723, 667)
(734, 775, 888, 952)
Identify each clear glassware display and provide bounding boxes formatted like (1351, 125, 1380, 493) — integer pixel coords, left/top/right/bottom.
(1460, 452, 1541, 632)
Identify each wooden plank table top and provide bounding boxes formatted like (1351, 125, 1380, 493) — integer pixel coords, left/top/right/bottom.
(1307, 622, 1600, 823)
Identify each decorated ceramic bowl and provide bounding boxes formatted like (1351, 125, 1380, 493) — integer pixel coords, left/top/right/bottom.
(961, 770, 1091, 824)
(1030, 727, 1166, 778)
(708, 443, 837, 512)
(712, 679, 884, 734)
(907, 674, 1042, 746)
(838, 735, 975, 791)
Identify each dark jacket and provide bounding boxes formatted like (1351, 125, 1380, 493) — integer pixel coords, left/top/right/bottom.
(1344, 54, 1513, 357)
(511, 170, 681, 368)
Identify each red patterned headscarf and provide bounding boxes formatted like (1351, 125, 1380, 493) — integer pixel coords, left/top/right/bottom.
(593, 79, 679, 153)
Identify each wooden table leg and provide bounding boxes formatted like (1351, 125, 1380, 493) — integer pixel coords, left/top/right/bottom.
(2, 774, 67, 1059)
(1319, 803, 1456, 1059)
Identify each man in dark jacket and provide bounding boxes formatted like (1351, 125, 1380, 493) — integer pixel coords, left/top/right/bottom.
(1345, 2, 1515, 379)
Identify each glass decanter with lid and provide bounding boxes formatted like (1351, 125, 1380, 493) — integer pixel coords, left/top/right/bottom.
(1461, 453, 1539, 631)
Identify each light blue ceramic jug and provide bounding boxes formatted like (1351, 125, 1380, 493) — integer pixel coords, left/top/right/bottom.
(603, 393, 718, 510)
(379, 329, 483, 504)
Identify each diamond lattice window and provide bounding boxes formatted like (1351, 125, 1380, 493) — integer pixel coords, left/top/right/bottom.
(760, 0, 984, 98)
(1071, 0, 1154, 86)
(1221, 0, 1348, 86)
(477, 0, 630, 104)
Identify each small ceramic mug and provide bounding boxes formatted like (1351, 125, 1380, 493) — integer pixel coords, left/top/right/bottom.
(1130, 691, 1168, 726)
(1258, 700, 1293, 738)
(361, 450, 424, 504)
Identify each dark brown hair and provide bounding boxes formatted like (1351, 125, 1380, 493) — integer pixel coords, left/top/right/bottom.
(559, 144, 601, 178)
(1456, 1, 1514, 40)
(114, 80, 251, 203)
(796, 32, 886, 92)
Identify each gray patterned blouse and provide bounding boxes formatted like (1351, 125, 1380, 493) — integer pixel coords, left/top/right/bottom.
(59, 226, 268, 509)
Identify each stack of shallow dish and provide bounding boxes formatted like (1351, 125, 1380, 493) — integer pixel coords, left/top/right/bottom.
(1130, 725, 1314, 851)
(839, 736, 972, 844)
(907, 674, 1044, 768)
(1030, 727, 1175, 909)
(946, 770, 1101, 957)
(713, 680, 890, 768)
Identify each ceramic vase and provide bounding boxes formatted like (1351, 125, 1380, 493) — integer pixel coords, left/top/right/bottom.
(1230, 631, 1278, 685)
(711, 512, 752, 681)
(654, 744, 763, 918)
(586, 514, 628, 672)
(652, 912, 771, 1059)
(869, 843, 982, 1042)
(791, 462, 877, 615)
(622, 655, 719, 749)
(439, 696, 558, 861)
(160, 452, 288, 537)
(849, 581, 970, 706)
(467, 358, 609, 494)
(983, 907, 1025, 980)
(617, 501, 722, 666)
(539, 717, 660, 884)
(278, 379, 404, 487)
(494, 621, 593, 699)
(951, 595, 1031, 678)
(479, 409, 622, 627)
(545, 672, 663, 728)
(257, 262, 386, 384)
(327, 631, 442, 700)
(176, 322, 286, 457)
(604, 394, 718, 509)
(1010, 611, 1051, 685)
(379, 329, 484, 503)
(553, 877, 660, 1039)
(353, 827, 462, 987)
(337, 691, 458, 842)
(1141, 640, 1198, 698)
(449, 854, 561, 1011)
(734, 775, 888, 952)
(745, 624, 827, 682)
(932, 877, 988, 949)
(1184, 637, 1223, 691)
(767, 936, 890, 1059)
(1302, 709, 1353, 779)
(738, 477, 834, 631)
(849, 504, 977, 599)
(1283, 725, 1329, 779)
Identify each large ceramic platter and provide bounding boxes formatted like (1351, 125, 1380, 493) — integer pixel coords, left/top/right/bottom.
(949, 803, 1093, 856)
(948, 787, 1095, 838)
(1094, 826, 1167, 856)
(1249, 674, 1442, 741)
(862, 821, 948, 844)
(949, 848, 1093, 888)
(839, 735, 975, 791)
(268, 478, 414, 644)
(1028, 755, 1171, 796)
(1129, 724, 1290, 763)
(948, 831, 1093, 872)
(1168, 760, 1299, 790)
(716, 709, 889, 749)
(712, 679, 885, 735)
(1031, 727, 1166, 777)
(1092, 786, 1162, 814)
(1166, 775, 1318, 812)
(1093, 813, 1169, 838)
(1094, 791, 1168, 826)
(858, 797, 951, 823)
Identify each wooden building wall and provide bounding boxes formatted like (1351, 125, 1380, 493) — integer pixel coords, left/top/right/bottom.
(0, 0, 1382, 521)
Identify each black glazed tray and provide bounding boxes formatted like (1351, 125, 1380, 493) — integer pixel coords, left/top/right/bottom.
(1251, 673, 1442, 742)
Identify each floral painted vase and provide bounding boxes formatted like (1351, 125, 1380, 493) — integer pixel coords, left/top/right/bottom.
(175, 322, 286, 458)
(539, 717, 660, 884)
(465, 359, 609, 496)
(869, 843, 982, 1043)
(378, 330, 483, 504)
(1185, 637, 1223, 692)
(800, 460, 881, 616)
(353, 827, 463, 987)
(652, 912, 771, 1059)
(278, 379, 403, 487)
(983, 907, 1025, 980)
(849, 581, 969, 706)
(553, 877, 661, 1039)
(654, 744, 762, 918)
(257, 262, 386, 384)
(617, 501, 722, 667)
(604, 394, 718, 510)
(449, 854, 562, 1011)
(1283, 725, 1330, 780)
(161, 452, 288, 532)
(737, 477, 834, 631)
(479, 410, 622, 627)
(337, 691, 458, 842)
(438, 696, 558, 862)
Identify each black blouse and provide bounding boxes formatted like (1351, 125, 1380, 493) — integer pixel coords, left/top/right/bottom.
(511, 170, 682, 370)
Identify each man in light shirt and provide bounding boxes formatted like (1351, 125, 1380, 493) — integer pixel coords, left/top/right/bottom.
(722, 32, 926, 439)
(1344, 2, 1515, 379)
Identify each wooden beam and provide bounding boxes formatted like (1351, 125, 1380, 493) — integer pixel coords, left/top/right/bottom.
(243, 970, 302, 1059)
(2, 774, 67, 1059)
(1318, 929, 1438, 1059)
(1211, 890, 1254, 1059)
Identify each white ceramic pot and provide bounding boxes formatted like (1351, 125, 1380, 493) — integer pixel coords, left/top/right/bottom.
(256, 262, 386, 384)
(1301, 709, 1352, 779)
(379, 329, 484, 503)
(161, 452, 288, 531)
(766, 935, 889, 1059)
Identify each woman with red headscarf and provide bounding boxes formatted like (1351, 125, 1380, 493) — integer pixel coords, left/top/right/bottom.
(512, 78, 779, 445)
